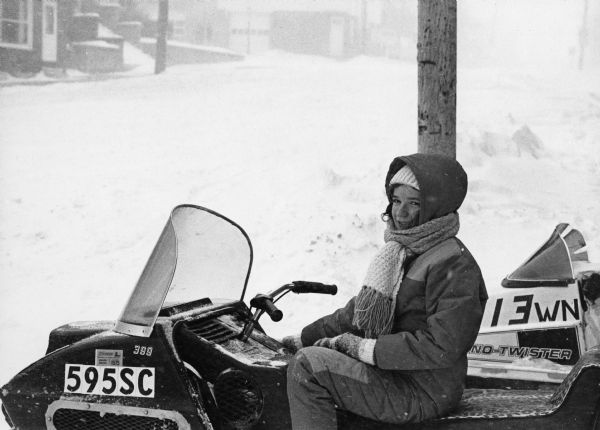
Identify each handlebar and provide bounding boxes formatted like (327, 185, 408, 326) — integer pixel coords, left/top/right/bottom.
(239, 280, 337, 341)
(289, 281, 338, 295)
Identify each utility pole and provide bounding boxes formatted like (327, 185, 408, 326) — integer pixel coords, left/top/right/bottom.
(203, 0, 209, 44)
(155, 0, 169, 74)
(246, 0, 252, 54)
(417, 0, 457, 158)
(361, 0, 368, 54)
(578, 0, 589, 71)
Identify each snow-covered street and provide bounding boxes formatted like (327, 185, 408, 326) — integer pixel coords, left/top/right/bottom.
(1, 48, 599, 428)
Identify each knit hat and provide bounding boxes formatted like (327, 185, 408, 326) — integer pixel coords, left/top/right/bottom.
(385, 154, 468, 224)
(389, 165, 420, 190)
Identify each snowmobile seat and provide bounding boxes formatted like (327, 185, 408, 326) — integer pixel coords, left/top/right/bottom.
(339, 346, 600, 429)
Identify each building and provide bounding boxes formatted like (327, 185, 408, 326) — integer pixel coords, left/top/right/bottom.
(0, 0, 77, 75)
(0, 0, 134, 76)
(126, 0, 388, 58)
(216, 0, 378, 57)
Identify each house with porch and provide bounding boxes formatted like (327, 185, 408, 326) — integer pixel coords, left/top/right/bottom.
(0, 0, 76, 75)
(1, 0, 138, 76)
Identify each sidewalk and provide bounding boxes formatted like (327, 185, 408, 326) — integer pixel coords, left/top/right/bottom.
(0, 67, 154, 88)
(0, 41, 244, 88)
(0, 42, 156, 88)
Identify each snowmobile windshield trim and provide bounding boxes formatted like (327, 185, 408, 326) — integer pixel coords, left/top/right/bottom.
(113, 320, 153, 337)
(501, 278, 573, 288)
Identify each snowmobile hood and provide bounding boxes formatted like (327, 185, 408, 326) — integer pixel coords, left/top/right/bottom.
(115, 205, 253, 337)
(385, 153, 468, 225)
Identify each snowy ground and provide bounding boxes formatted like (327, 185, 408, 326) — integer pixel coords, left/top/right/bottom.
(0, 49, 599, 426)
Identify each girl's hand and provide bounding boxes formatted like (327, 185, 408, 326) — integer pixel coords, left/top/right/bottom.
(281, 334, 303, 353)
(314, 333, 375, 365)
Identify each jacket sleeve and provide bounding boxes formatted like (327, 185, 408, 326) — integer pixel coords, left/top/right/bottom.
(300, 297, 358, 347)
(374, 249, 487, 370)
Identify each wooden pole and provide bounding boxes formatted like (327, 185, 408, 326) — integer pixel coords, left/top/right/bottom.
(417, 0, 457, 158)
(246, 0, 252, 54)
(578, 0, 589, 71)
(362, 0, 368, 54)
(155, 0, 168, 74)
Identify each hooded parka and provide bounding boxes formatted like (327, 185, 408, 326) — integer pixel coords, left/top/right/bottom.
(289, 154, 488, 426)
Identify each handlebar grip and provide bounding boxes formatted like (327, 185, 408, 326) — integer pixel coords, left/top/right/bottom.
(263, 300, 283, 322)
(250, 294, 283, 321)
(291, 281, 338, 295)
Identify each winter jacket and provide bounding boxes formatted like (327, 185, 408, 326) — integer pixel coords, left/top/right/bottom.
(300, 237, 487, 417)
(300, 153, 488, 418)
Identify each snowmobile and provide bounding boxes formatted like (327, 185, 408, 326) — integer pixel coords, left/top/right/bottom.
(2, 204, 600, 430)
(468, 222, 600, 386)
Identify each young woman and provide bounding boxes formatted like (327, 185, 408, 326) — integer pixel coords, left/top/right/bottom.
(282, 153, 488, 429)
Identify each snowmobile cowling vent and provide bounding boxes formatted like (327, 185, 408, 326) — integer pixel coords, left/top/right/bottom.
(186, 318, 238, 344)
(52, 409, 178, 430)
(46, 401, 191, 430)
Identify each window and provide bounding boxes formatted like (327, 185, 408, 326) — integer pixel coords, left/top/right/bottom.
(0, 0, 33, 49)
(172, 20, 185, 41)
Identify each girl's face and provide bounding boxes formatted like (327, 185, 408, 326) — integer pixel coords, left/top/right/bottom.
(391, 185, 421, 230)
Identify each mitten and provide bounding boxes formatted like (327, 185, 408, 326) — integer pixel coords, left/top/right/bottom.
(314, 333, 376, 365)
(281, 334, 303, 353)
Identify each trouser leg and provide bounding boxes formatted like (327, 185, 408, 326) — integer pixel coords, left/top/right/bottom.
(287, 347, 338, 430)
(287, 346, 422, 430)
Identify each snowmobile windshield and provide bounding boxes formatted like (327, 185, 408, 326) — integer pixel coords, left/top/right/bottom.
(115, 205, 253, 336)
(502, 223, 588, 288)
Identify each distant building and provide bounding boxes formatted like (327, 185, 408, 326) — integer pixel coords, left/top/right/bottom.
(122, 0, 220, 44)
(125, 0, 397, 59)
(0, 0, 130, 76)
(270, 10, 359, 57)
(215, 0, 376, 57)
(0, 0, 77, 75)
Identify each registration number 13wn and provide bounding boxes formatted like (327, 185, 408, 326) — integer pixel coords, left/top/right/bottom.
(64, 364, 155, 398)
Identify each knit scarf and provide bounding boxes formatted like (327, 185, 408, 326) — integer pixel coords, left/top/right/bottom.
(352, 212, 460, 338)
